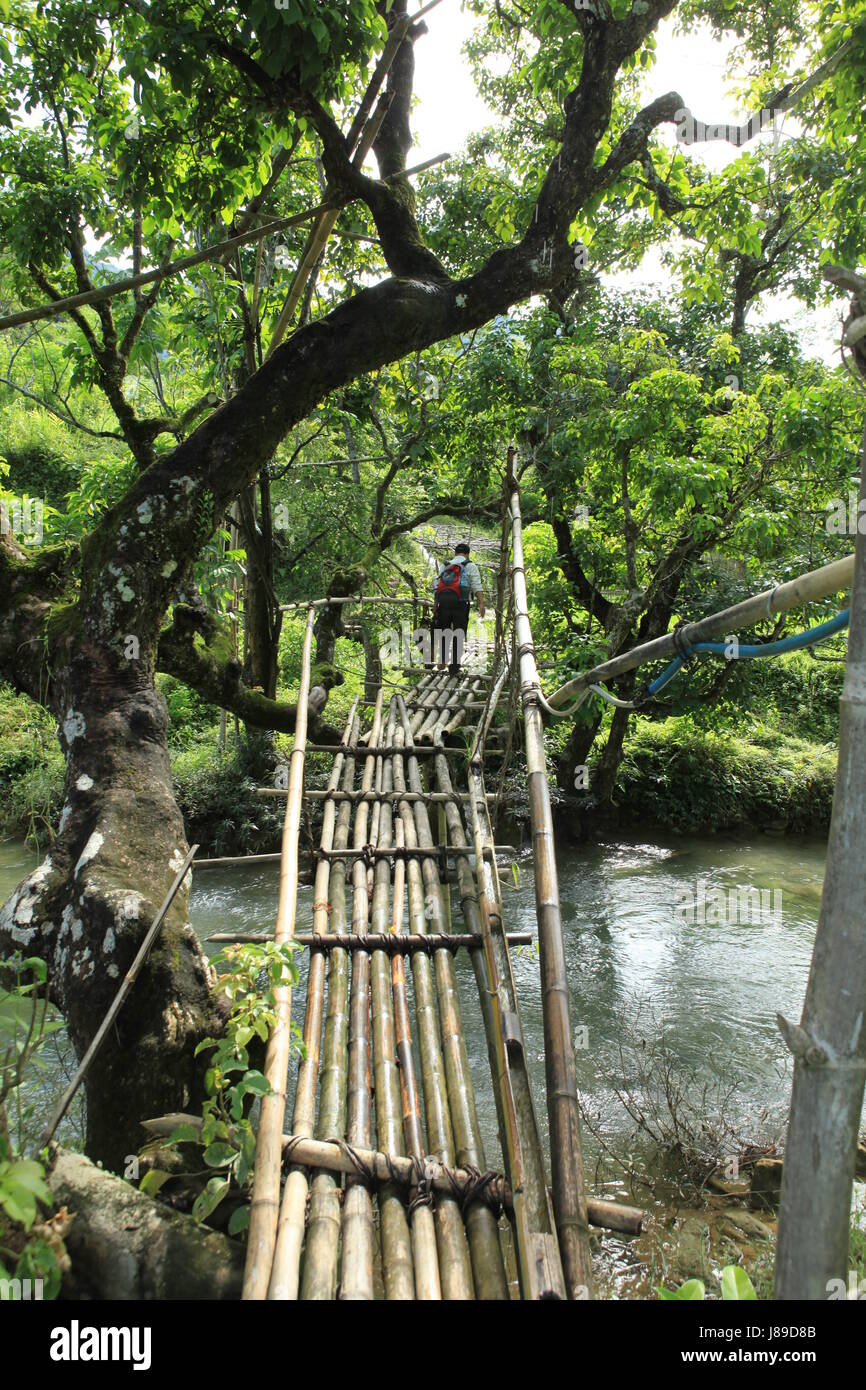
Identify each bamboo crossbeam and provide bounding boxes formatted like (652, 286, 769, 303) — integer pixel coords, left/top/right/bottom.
(243, 608, 316, 1301)
(309, 743, 446, 755)
(508, 449, 594, 1301)
(258, 787, 488, 802)
(548, 553, 855, 710)
(206, 931, 533, 951)
(281, 594, 433, 612)
(271, 1134, 644, 1234)
(311, 844, 515, 859)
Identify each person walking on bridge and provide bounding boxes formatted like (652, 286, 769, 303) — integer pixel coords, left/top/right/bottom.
(431, 542, 485, 674)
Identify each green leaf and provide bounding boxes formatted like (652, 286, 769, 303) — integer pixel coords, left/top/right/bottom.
(227, 1204, 250, 1236)
(204, 1142, 237, 1168)
(139, 1168, 173, 1196)
(721, 1265, 757, 1300)
(242, 1070, 271, 1096)
(192, 1176, 230, 1223)
(659, 1278, 705, 1300)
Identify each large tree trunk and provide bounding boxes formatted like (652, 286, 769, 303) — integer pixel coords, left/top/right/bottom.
(774, 425, 866, 1299)
(1, 539, 224, 1170)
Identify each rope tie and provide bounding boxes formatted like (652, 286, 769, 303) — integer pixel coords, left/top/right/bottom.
(312, 900, 331, 914)
(408, 1156, 435, 1214)
(443, 1160, 502, 1216)
(671, 621, 695, 660)
(334, 1137, 378, 1190)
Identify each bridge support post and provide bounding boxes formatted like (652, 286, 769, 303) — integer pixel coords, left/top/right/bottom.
(506, 448, 594, 1300)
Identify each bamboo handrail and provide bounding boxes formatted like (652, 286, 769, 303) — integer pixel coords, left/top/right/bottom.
(35, 843, 198, 1152)
(507, 447, 594, 1300)
(548, 553, 854, 711)
(243, 607, 316, 1300)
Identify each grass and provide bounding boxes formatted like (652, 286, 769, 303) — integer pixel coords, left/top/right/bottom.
(612, 719, 837, 834)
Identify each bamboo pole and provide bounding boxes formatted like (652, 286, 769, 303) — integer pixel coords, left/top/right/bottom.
(207, 931, 532, 949)
(389, 816, 442, 1298)
(268, 706, 357, 1299)
(397, 695, 510, 1299)
(280, 595, 433, 612)
(775, 424, 866, 1299)
(339, 695, 384, 1299)
(392, 722, 475, 1298)
(0, 155, 448, 335)
(300, 717, 360, 1300)
(548, 553, 854, 710)
(141, 1114, 643, 1234)
(243, 608, 316, 1300)
(364, 704, 417, 1298)
(507, 449, 594, 1300)
(436, 740, 565, 1299)
(36, 844, 198, 1151)
(257, 788, 490, 802)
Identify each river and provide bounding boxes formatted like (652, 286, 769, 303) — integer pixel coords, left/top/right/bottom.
(0, 829, 829, 1292)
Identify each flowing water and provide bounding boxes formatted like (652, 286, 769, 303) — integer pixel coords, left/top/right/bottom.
(184, 832, 824, 1159)
(1, 830, 823, 1158)
(0, 829, 830, 1292)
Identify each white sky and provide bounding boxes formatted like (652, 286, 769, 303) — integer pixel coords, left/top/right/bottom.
(408, 1, 845, 362)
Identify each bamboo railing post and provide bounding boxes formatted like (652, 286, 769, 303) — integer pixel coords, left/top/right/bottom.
(507, 448, 594, 1300)
(243, 607, 316, 1301)
(434, 735, 566, 1300)
(268, 705, 357, 1299)
(775, 422, 866, 1298)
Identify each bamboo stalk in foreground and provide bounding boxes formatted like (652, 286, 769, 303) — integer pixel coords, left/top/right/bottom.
(300, 719, 359, 1299)
(339, 694, 384, 1299)
(397, 697, 509, 1299)
(243, 607, 316, 1300)
(392, 723, 476, 1298)
(367, 705, 417, 1298)
(390, 815, 442, 1298)
(508, 450, 594, 1300)
(268, 705, 357, 1300)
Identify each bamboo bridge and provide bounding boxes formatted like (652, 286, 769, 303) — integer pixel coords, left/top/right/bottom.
(179, 453, 853, 1303)
(204, 464, 619, 1302)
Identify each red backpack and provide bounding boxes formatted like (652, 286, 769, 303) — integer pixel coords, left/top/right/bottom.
(436, 560, 468, 601)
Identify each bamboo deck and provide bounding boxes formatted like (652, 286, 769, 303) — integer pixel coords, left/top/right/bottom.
(240, 466, 623, 1299)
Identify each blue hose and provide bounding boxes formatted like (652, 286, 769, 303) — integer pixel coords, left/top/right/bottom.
(646, 608, 850, 697)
